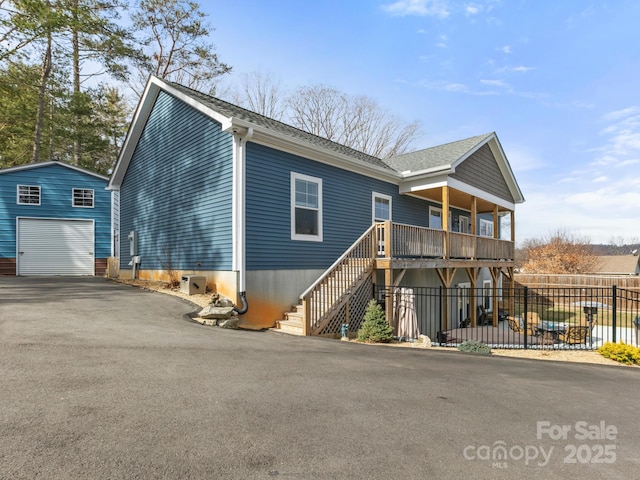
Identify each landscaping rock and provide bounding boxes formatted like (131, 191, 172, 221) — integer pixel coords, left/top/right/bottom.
(209, 293, 234, 307)
(198, 305, 235, 319)
(218, 317, 240, 329)
(414, 335, 432, 348)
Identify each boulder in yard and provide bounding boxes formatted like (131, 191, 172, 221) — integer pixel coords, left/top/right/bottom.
(198, 305, 235, 320)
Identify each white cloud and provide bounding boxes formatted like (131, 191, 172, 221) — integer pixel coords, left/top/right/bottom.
(516, 180, 640, 244)
(382, 0, 451, 18)
(496, 65, 535, 74)
(591, 107, 640, 166)
(465, 4, 481, 16)
(480, 79, 509, 88)
(418, 79, 499, 95)
(499, 45, 512, 54)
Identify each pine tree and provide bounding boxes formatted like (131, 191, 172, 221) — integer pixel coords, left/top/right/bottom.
(357, 299, 393, 343)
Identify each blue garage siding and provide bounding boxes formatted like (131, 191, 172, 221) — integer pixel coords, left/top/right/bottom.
(245, 143, 430, 270)
(119, 91, 233, 270)
(0, 164, 110, 258)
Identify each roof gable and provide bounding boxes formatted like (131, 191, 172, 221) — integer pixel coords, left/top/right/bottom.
(382, 133, 493, 174)
(109, 76, 524, 207)
(0, 161, 108, 181)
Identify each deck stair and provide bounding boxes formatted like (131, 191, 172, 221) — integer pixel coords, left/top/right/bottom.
(274, 225, 378, 336)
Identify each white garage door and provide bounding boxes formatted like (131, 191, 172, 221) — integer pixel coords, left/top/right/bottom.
(17, 218, 95, 276)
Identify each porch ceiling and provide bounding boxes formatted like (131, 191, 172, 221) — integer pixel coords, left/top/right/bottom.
(411, 187, 509, 213)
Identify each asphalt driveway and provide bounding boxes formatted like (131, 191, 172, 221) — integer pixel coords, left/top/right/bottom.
(1, 276, 639, 479)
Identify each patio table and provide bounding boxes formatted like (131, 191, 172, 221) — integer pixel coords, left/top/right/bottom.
(536, 321, 568, 343)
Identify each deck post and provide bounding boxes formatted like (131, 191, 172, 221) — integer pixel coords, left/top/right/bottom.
(436, 268, 456, 330)
(442, 187, 450, 259)
(466, 267, 479, 327)
(490, 267, 500, 327)
(385, 268, 394, 331)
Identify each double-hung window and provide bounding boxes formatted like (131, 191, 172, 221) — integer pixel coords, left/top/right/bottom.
(72, 188, 94, 208)
(17, 185, 41, 205)
(372, 192, 392, 222)
(291, 172, 322, 241)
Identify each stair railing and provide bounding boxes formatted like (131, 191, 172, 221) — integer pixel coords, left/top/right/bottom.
(300, 224, 377, 335)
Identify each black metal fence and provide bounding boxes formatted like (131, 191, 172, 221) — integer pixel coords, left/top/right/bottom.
(375, 285, 640, 350)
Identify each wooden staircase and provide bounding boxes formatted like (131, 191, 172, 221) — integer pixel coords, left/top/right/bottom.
(274, 225, 378, 336)
(275, 305, 305, 336)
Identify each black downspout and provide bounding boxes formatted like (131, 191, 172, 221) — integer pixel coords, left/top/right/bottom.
(233, 291, 249, 315)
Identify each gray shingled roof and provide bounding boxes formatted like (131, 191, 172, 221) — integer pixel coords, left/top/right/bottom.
(382, 133, 494, 173)
(167, 82, 396, 173)
(593, 255, 640, 274)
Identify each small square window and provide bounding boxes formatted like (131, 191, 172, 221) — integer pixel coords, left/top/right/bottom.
(17, 185, 41, 205)
(73, 188, 94, 208)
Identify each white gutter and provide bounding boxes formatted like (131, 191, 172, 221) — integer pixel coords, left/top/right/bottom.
(232, 126, 253, 298)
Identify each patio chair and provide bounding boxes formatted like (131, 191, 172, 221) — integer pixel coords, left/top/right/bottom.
(522, 312, 541, 336)
(507, 316, 522, 333)
(477, 305, 490, 325)
(557, 325, 589, 345)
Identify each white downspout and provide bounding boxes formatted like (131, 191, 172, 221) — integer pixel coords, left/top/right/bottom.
(232, 126, 253, 313)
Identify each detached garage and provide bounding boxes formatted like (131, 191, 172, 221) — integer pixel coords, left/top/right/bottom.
(0, 162, 111, 276)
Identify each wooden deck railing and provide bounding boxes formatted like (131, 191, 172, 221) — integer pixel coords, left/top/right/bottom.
(375, 222, 514, 261)
(300, 225, 377, 335)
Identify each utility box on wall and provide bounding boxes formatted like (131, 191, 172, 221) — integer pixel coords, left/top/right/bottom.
(180, 275, 206, 295)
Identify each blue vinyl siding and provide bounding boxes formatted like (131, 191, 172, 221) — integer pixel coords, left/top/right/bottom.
(119, 91, 233, 270)
(0, 164, 110, 258)
(245, 143, 430, 270)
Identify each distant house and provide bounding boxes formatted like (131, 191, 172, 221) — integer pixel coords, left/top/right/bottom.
(592, 255, 640, 276)
(108, 76, 524, 335)
(0, 162, 112, 276)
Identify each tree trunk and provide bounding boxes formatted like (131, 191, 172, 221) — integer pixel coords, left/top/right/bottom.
(72, 0, 81, 165)
(32, 33, 53, 164)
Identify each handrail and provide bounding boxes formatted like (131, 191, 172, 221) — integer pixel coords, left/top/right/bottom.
(301, 224, 377, 335)
(299, 224, 377, 300)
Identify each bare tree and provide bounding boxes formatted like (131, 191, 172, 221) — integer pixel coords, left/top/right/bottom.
(131, 0, 230, 94)
(285, 84, 420, 158)
(229, 70, 286, 120)
(519, 230, 600, 274)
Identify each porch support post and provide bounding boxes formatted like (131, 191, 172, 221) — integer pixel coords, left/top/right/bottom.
(465, 267, 479, 327)
(490, 267, 500, 326)
(493, 205, 499, 239)
(503, 266, 515, 315)
(442, 186, 450, 259)
(470, 196, 477, 235)
(510, 210, 515, 242)
(436, 267, 456, 330)
(385, 267, 394, 332)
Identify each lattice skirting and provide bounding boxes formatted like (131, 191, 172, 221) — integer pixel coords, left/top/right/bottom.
(319, 275, 374, 336)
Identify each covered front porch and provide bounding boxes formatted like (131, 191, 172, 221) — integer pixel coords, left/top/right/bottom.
(376, 182, 517, 333)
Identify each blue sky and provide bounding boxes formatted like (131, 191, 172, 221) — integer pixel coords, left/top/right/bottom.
(207, 0, 640, 245)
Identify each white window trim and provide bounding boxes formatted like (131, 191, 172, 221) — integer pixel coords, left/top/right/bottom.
(17, 185, 41, 205)
(290, 172, 323, 242)
(72, 188, 95, 208)
(429, 206, 442, 229)
(372, 192, 392, 223)
(479, 218, 494, 237)
(459, 215, 470, 234)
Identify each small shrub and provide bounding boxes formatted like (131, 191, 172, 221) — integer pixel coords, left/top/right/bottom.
(357, 299, 393, 343)
(457, 340, 492, 355)
(598, 342, 640, 365)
